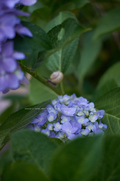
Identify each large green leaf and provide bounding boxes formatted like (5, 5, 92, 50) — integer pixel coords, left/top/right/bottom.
(29, 77, 58, 104)
(94, 7, 120, 39)
(46, 38, 79, 73)
(92, 136, 120, 181)
(93, 79, 118, 101)
(39, 0, 88, 9)
(50, 135, 103, 181)
(95, 88, 120, 135)
(11, 129, 60, 175)
(33, 11, 88, 69)
(97, 62, 120, 90)
(2, 162, 49, 181)
(15, 22, 52, 52)
(77, 31, 102, 79)
(46, 12, 88, 52)
(70, 0, 89, 8)
(31, 7, 51, 29)
(45, 11, 78, 33)
(0, 101, 50, 149)
(14, 21, 52, 66)
(0, 104, 16, 126)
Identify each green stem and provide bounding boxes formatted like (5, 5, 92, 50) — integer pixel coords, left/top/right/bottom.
(19, 63, 61, 95)
(78, 78, 83, 94)
(60, 81, 65, 95)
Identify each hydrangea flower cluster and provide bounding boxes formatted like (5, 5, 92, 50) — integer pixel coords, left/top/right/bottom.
(0, 0, 37, 93)
(28, 94, 107, 141)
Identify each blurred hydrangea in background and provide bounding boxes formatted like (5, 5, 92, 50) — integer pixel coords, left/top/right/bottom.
(0, 0, 37, 93)
(28, 94, 107, 141)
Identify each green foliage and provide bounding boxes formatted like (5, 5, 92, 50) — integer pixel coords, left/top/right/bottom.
(0, 101, 50, 149)
(14, 21, 52, 66)
(94, 7, 120, 39)
(77, 31, 102, 79)
(92, 136, 120, 181)
(1, 0, 120, 180)
(95, 88, 120, 135)
(10, 129, 59, 175)
(97, 62, 120, 90)
(50, 135, 103, 181)
(29, 77, 58, 104)
(47, 38, 79, 73)
(2, 132, 120, 181)
(2, 162, 49, 181)
(45, 11, 78, 33)
(0, 104, 16, 126)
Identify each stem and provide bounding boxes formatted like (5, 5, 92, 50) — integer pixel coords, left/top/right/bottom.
(19, 63, 61, 95)
(60, 81, 65, 95)
(78, 78, 83, 94)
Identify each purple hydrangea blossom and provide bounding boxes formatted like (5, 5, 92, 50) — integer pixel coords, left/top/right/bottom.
(41, 129, 50, 136)
(76, 115, 89, 124)
(28, 94, 107, 142)
(53, 122, 62, 131)
(47, 123, 53, 131)
(96, 110, 105, 119)
(89, 114, 98, 122)
(0, 0, 36, 93)
(81, 128, 90, 136)
(47, 112, 57, 122)
(0, 41, 28, 93)
(0, 0, 37, 8)
(19, 0, 37, 6)
(61, 104, 76, 116)
(0, 14, 20, 41)
(61, 115, 70, 123)
(0, 41, 24, 72)
(61, 121, 78, 140)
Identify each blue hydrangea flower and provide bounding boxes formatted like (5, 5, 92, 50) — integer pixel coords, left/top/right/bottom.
(61, 115, 70, 123)
(53, 122, 62, 131)
(28, 94, 107, 142)
(0, 42, 28, 93)
(47, 112, 57, 122)
(47, 123, 53, 131)
(81, 128, 90, 136)
(0, 0, 36, 93)
(61, 104, 76, 116)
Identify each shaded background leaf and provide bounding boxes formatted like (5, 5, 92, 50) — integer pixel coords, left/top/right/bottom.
(95, 88, 120, 135)
(50, 136, 103, 181)
(11, 129, 61, 176)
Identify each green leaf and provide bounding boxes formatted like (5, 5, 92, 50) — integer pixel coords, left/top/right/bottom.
(11, 129, 60, 175)
(45, 11, 78, 33)
(32, 11, 88, 69)
(93, 79, 118, 101)
(0, 101, 50, 148)
(94, 7, 120, 39)
(39, 0, 88, 9)
(46, 38, 79, 73)
(97, 62, 120, 90)
(95, 88, 120, 135)
(2, 162, 49, 181)
(50, 136, 103, 181)
(46, 12, 88, 54)
(0, 151, 12, 177)
(92, 136, 120, 181)
(29, 77, 58, 104)
(14, 21, 52, 65)
(0, 104, 15, 126)
(77, 31, 102, 79)
(31, 7, 51, 29)
(71, 0, 89, 8)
